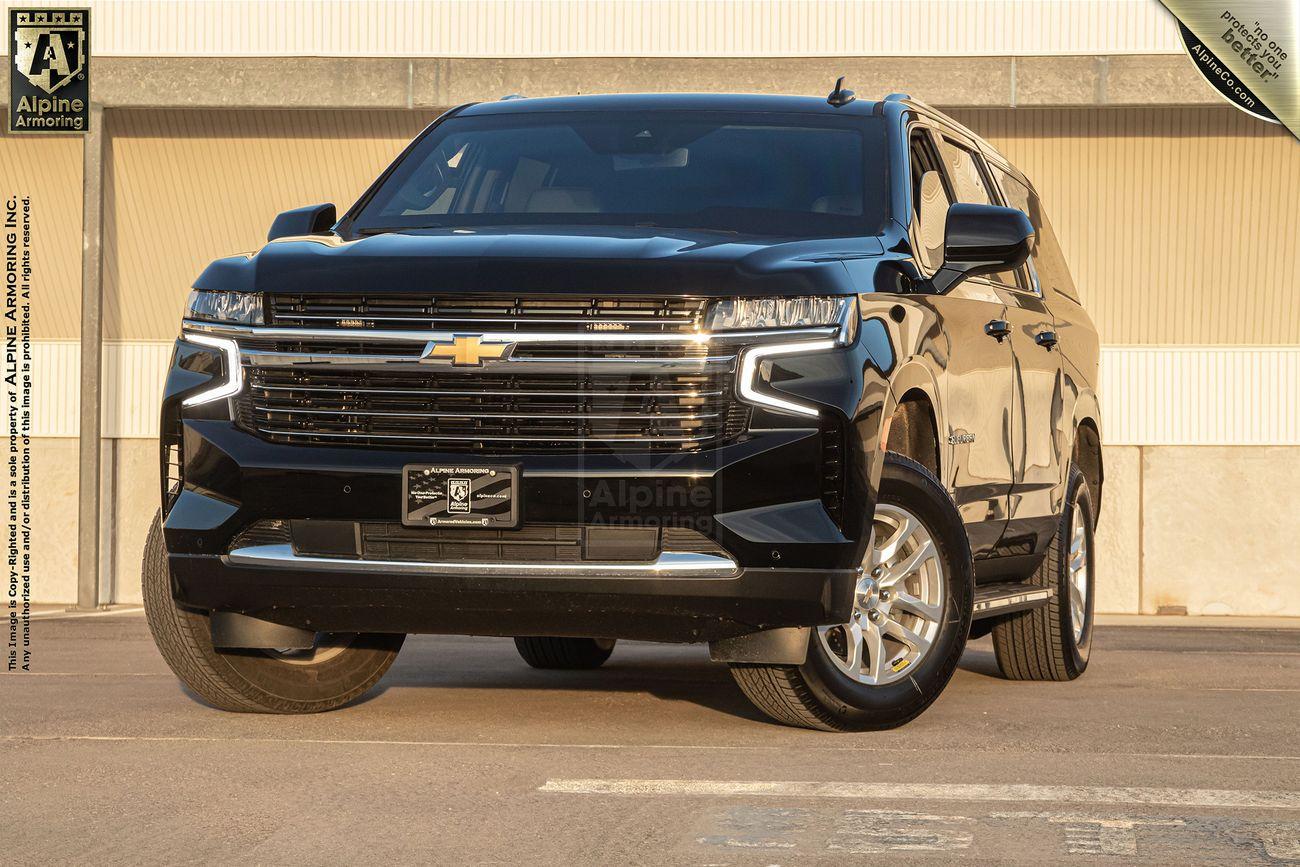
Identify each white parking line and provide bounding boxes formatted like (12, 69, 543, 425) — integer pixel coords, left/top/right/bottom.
(539, 779, 1300, 810)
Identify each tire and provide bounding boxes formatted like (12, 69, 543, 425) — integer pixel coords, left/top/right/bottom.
(142, 511, 405, 713)
(992, 463, 1095, 681)
(514, 636, 615, 670)
(730, 453, 973, 731)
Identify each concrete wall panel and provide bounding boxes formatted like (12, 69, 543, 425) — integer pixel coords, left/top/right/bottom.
(30, 439, 81, 604)
(1094, 445, 1141, 614)
(1141, 447, 1300, 616)
(109, 440, 159, 606)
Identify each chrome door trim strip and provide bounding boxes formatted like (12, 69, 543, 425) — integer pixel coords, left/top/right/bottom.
(224, 543, 740, 579)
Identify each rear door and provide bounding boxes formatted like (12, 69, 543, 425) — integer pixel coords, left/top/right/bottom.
(908, 126, 1015, 558)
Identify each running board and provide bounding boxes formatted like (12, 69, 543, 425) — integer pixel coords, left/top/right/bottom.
(971, 583, 1054, 619)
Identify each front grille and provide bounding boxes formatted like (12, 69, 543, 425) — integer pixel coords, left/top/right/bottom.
(237, 367, 750, 451)
(269, 294, 709, 334)
(235, 293, 752, 451)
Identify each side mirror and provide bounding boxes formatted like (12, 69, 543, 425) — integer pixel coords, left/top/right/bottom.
(931, 203, 1034, 293)
(267, 203, 336, 242)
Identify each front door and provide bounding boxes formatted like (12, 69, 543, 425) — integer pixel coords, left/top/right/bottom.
(907, 126, 1015, 558)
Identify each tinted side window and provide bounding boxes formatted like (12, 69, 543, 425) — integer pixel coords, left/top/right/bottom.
(993, 167, 1080, 302)
(938, 137, 1019, 287)
(908, 129, 950, 275)
(936, 137, 993, 205)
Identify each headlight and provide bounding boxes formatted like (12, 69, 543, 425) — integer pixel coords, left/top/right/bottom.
(705, 296, 852, 332)
(185, 289, 264, 325)
(179, 333, 243, 407)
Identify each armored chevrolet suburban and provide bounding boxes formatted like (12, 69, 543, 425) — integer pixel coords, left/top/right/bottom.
(143, 88, 1102, 731)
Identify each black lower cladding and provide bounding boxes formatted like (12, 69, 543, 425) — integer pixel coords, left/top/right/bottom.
(170, 552, 857, 642)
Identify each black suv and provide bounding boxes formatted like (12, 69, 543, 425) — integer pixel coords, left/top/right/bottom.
(144, 90, 1101, 731)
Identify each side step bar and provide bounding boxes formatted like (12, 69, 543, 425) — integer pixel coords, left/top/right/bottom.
(971, 582, 1054, 620)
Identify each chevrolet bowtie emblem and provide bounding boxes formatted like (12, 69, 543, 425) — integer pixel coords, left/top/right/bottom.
(421, 335, 515, 366)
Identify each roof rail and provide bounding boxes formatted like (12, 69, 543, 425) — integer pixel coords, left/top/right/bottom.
(884, 92, 912, 102)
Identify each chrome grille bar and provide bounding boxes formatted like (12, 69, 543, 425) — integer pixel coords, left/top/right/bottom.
(205, 293, 846, 452)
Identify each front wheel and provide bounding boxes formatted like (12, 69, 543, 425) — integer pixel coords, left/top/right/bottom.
(142, 511, 404, 713)
(730, 453, 972, 731)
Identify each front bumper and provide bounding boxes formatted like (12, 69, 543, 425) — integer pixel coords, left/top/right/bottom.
(161, 322, 888, 643)
(173, 542, 857, 642)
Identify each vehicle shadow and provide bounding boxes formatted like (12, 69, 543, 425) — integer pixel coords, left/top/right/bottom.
(172, 633, 1011, 719)
(955, 636, 1006, 679)
(348, 636, 785, 721)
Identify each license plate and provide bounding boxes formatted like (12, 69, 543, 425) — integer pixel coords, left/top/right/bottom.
(402, 464, 520, 529)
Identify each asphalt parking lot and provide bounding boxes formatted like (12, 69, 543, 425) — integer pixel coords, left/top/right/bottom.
(2, 613, 1298, 864)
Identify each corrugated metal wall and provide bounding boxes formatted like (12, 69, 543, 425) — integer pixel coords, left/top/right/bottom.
(103, 109, 437, 340)
(0, 131, 82, 340)
(951, 106, 1300, 345)
(9, 0, 1183, 57)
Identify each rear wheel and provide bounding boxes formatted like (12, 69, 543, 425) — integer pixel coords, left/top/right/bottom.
(142, 511, 404, 713)
(730, 453, 972, 731)
(992, 463, 1095, 680)
(515, 636, 616, 670)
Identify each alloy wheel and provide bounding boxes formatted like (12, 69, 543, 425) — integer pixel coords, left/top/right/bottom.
(817, 503, 946, 686)
(1068, 507, 1089, 645)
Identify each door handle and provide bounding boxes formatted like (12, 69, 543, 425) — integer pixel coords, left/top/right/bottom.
(984, 319, 1011, 342)
(1035, 330, 1059, 350)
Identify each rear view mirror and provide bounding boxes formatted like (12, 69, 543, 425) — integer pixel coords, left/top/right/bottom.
(268, 203, 336, 242)
(932, 203, 1034, 293)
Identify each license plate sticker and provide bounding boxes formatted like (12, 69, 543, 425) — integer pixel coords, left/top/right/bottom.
(402, 464, 520, 529)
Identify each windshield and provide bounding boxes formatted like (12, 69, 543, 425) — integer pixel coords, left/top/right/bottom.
(350, 111, 888, 238)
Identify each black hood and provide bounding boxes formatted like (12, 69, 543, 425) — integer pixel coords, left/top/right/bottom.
(194, 226, 884, 298)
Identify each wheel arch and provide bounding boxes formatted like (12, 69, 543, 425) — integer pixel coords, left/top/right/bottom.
(1069, 389, 1104, 523)
(882, 359, 945, 486)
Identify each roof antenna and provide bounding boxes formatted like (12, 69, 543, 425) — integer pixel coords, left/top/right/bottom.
(827, 76, 855, 107)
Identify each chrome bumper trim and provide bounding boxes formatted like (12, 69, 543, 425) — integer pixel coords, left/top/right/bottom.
(223, 543, 741, 579)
